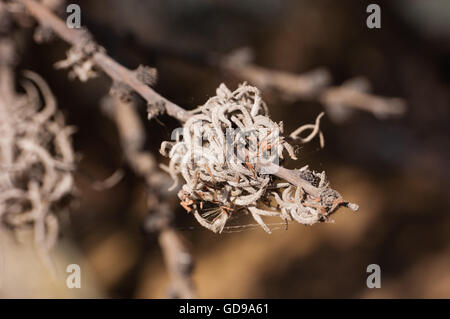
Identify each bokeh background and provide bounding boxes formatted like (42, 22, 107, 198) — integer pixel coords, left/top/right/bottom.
(2, 0, 450, 298)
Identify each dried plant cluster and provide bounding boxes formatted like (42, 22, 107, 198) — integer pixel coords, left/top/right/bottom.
(0, 70, 75, 255)
(160, 84, 358, 234)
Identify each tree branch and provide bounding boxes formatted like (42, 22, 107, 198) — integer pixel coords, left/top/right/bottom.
(19, 0, 190, 122)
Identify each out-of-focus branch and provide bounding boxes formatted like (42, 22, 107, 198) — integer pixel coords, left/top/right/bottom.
(158, 228, 195, 298)
(18, 0, 328, 293)
(18, 0, 190, 122)
(221, 47, 406, 121)
(0, 22, 74, 277)
(319, 78, 406, 120)
(101, 95, 195, 299)
(221, 48, 332, 99)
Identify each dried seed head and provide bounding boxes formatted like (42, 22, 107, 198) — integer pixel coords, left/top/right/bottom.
(160, 83, 357, 233)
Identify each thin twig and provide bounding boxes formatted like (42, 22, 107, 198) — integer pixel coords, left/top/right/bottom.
(19, 0, 190, 122)
(19, 0, 196, 296)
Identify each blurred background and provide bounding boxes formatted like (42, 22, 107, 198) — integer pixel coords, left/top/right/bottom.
(2, 0, 450, 298)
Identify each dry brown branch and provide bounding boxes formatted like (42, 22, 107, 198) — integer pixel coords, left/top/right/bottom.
(221, 47, 406, 121)
(158, 228, 195, 298)
(221, 48, 331, 99)
(319, 78, 406, 120)
(101, 95, 195, 298)
(18, 0, 195, 297)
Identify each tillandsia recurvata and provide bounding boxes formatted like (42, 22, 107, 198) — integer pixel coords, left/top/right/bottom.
(160, 83, 358, 233)
(0, 70, 75, 268)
